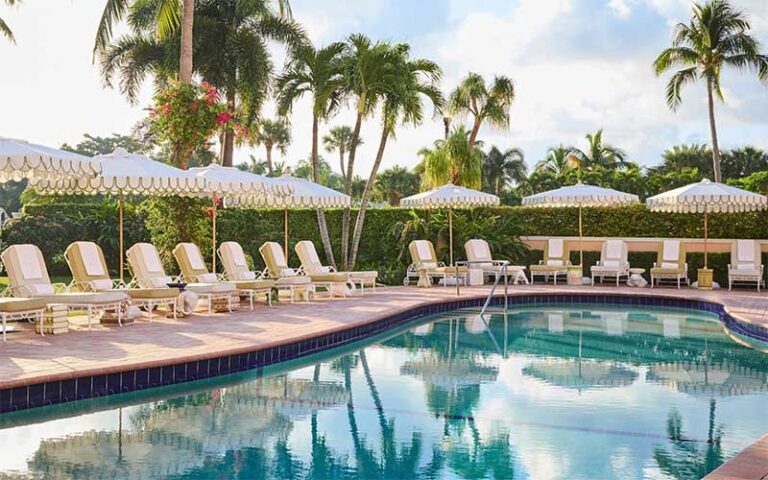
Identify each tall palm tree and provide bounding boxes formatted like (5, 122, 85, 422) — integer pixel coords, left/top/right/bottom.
(373, 165, 419, 206)
(277, 41, 346, 267)
(323, 125, 362, 182)
(654, 0, 768, 183)
(572, 129, 628, 171)
(349, 44, 444, 268)
(100, 0, 304, 166)
(658, 144, 712, 174)
(1, 0, 19, 43)
(338, 33, 395, 269)
(253, 119, 290, 175)
(482, 146, 526, 195)
(421, 126, 483, 190)
(447, 72, 515, 152)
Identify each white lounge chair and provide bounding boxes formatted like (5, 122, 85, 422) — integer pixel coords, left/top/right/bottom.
(728, 240, 764, 291)
(405, 240, 467, 287)
(258, 241, 315, 302)
(295, 240, 378, 294)
(590, 240, 630, 287)
(1, 244, 128, 330)
(529, 239, 571, 285)
(650, 240, 689, 288)
(464, 238, 528, 284)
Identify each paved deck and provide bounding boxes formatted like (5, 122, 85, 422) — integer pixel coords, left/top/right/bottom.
(1, 283, 768, 478)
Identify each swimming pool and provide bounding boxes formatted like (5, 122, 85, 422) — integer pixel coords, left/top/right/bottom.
(1, 303, 767, 479)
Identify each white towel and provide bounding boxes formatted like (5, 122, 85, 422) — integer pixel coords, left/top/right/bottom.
(229, 243, 248, 267)
(17, 245, 44, 280)
(183, 244, 206, 270)
(605, 240, 622, 260)
(549, 239, 563, 258)
(237, 271, 256, 281)
(271, 243, 288, 267)
(139, 244, 164, 273)
(306, 244, 321, 265)
(737, 240, 755, 262)
(78, 242, 106, 276)
(663, 318, 680, 338)
(606, 314, 624, 336)
(662, 241, 680, 262)
(416, 241, 432, 261)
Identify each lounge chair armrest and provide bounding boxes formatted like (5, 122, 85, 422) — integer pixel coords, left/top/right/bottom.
(727, 263, 732, 270)
(216, 273, 227, 282)
(69, 280, 95, 292)
(52, 283, 69, 294)
(652, 262, 659, 268)
(437, 262, 447, 268)
(112, 279, 128, 290)
(0, 287, 13, 298)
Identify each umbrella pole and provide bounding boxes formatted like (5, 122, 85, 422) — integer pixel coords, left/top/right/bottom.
(578, 205, 583, 267)
(118, 190, 124, 283)
(284, 208, 289, 259)
(212, 195, 217, 274)
(704, 206, 708, 269)
(449, 208, 454, 266)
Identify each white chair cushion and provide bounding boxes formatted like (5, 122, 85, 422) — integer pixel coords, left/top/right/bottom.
(548, 239, 564, 258)
(77, 242, 106, 276)
(415, 241, 432, 261)
(90, 279, 114, 291)
(26, 283, 54, 296)
(421, 262, 438, 269)
(182, 244, 206, 270)
(603, 260, 621, 268)
(660, 262, 679, 269)
(280, 268, 297, 277)
(149, 276, 173, 288)
(236, 271, 257, 281)
(140, 244, 164, 274)
(662, 241, 680, 262)
(737, 240, 756, 262)
(605, 240, 623, 259)
(197, 273, 217, 283)
(18, 245, 44, 280)
(735, 263, 757, 271)
(546, 260, 563, 266)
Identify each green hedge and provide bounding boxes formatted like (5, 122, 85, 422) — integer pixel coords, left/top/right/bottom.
(2, 202, 767, 285)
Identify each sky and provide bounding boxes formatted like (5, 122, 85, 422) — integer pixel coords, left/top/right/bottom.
(1, 0, 767, 179)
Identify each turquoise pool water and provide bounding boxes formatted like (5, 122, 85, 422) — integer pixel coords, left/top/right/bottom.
(1, 304, 767, 479)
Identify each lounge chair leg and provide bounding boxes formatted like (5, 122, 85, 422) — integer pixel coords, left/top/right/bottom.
(208, 295, 212, 315)
(2, 314, 6, 342)
(88, 306, 93, 331)
(118, 306, 122, 327)
(250, 292, 254, 311)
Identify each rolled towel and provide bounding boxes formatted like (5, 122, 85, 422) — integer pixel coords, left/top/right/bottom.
(178, 291, 200, 315)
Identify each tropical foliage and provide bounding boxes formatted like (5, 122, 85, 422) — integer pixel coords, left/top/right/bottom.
(420, 126, 483, 190)
(447, 72, 515, 151)
(1, 0, 19, 43)
(252, 118, 291, 175)
(654, 0, 768, 182)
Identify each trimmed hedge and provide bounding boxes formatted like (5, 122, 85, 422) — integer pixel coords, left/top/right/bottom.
(2, 202, 767, 285)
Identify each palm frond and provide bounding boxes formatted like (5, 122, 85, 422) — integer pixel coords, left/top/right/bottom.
(93, 0, 131, 59)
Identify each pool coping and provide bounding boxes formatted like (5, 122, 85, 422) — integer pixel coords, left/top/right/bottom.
(1, 288, 766, 415)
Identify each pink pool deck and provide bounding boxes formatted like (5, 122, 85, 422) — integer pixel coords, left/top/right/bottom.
(1, 283, 768, 478)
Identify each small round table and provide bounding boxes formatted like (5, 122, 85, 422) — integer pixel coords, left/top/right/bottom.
(627, 268, 647, 287)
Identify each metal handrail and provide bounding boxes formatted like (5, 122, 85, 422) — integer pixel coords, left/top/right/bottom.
(455, 260, 509, 315)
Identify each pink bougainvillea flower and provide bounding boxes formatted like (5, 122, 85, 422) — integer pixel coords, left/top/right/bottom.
(216, 111, 232, 126)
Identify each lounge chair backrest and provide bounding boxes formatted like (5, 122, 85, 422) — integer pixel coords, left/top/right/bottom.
(127, 243, 173, 288)
(600, 240, 628, 268)
(174, 243, 217, 283)
(465, 239, 493, 268)
(409, 240, 438, 269)
(656, 240, 686, 269)
(732, 240, 762, 270)
(1, 244, 54, 296)
(295, 241, 330, 276)
(218, 241, 257, 281)
(65, 241, 114, 291)
(260, 241, 297, 278)
(543, 239, 570, 266)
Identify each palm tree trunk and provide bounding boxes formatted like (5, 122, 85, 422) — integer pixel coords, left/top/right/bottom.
(311, 114, 336, 268)
(341, 112, 363, 270)
(339, 146, 347, 182)
(349, 126, 388, 269)
(179, 0, 194, 83)
(265, 144, 273, 175)
(467, 117, 482, 152)
(707, 82, 722, 183)
(221, 89, 235, 167)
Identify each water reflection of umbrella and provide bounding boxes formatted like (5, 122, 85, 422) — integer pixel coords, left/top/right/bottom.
(29, 430, 205, 479)
(524, 358, 638, 390)
(410, 323, 434, 336)
(401, 355, 498, 389)
(648, 361, 768, 397)
(227, 376, 349, 417)
(465, 315, 487, 334)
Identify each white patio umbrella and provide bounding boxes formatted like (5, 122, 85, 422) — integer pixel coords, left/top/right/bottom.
(31, 148, 208, 281)
(400, 183, 500, 266)
(0, 137, 101, 182)
(522, 182, 640, 267)
(188, 164, 293, 272)
(230, 175, 351, 258)
(646, 179, 768, 270)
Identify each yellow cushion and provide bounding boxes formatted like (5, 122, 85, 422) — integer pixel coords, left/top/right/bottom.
(0, 298, 47, 313)
(127, 288, 180, 300)
(232, 280, 275, 290)
(310, 273, 350, 283)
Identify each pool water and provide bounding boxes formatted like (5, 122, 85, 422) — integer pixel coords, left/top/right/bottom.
(1, 304, 767, 479)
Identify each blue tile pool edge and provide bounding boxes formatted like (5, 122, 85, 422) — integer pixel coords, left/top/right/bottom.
(1, 291, 766, 414)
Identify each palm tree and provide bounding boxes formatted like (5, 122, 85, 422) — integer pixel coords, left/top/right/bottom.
(373, 165, 419, 206)
(349, 43, 443, 269)
(276, 42, 346, 266)
(535, 145, 580, 177)
(323, 125, 362, 183)
(658, 144, 712, 175)
(571, 129, 628, 171)
(338, 33, 395, 269)
(421, 126, 483, 190)
(254, 119, 290, 175)
(482, 146, 526, 195)
(447, 72, 515, 152)
(1, 0, 19, 43)
(100, 0, 304, 166)
(654, 0, 768, 183)
(721, 146, 768, 179)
